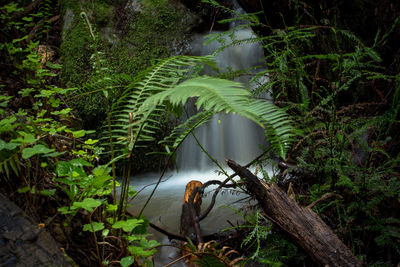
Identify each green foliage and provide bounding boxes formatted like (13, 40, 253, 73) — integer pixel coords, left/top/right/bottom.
(59, 0, 191, 133)
(120, 256, 135, 267)
(108, 1, 187, 76)
(204, 1, 400, 265)
(83, 222, 105, 232)
(145, 75, 295, 158)
(113, 218, 143, 233)
(1, 3, 159, 265)
(182, 240, 243, 267)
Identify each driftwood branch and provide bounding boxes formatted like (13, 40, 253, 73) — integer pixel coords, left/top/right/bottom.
(227, 159, 362, 267)
(191, 151, 268, 222)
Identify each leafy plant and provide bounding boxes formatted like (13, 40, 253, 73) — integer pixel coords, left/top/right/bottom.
(203, 1, 400, 265)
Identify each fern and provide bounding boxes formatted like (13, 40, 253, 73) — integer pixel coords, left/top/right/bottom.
(106, 56, 215, 157)
(160, 110, 214, 153)
(141, 75, 296, 158)
(74, 54, 296, 160)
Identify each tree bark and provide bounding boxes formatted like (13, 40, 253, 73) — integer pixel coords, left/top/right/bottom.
(227, 159, 362, 267)
(180, 180, 203, 244)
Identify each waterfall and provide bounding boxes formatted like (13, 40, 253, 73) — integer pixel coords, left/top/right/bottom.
(129, 4, 270, 265)
(177, 29, 267, 170)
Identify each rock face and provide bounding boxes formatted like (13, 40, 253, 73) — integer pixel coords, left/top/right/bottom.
(0, 193, 73, 267)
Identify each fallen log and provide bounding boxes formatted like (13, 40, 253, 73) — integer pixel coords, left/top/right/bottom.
(227, 159, 362, 267)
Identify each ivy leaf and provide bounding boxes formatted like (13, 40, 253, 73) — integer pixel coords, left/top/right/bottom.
(40, 189, 56, 196)
(67, 129, 85, 138)
(17, 186, 31, 193)
(57, 206, 75, 215)
(127, 246, 155, 258)
(0, 140, 19, 150)
(84, 138, 99, 145)
(106, 204, 118, 212)
(120, 256, 134, 267)
(22, 144, 55, 159)
(0, 116, 17, 133)
(13, 131, 37, 143)
(56, 161, 72, 176)
(69, 158, 93, 167)
(72, 198, 102, 212)
(83, 222, 104, 232)
(102, 229, 109, 237)
(112, 219, 143, 233)
(73, 130, 85, 138)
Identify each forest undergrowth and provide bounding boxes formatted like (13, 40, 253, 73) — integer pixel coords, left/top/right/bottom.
(1, 0, 400, 266)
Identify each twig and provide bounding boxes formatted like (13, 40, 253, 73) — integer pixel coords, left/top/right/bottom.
(197, 151, 268, 221)
(307, 193, 343, 209)
(138, 153, 173, 217)
(129, 174, 172, 201)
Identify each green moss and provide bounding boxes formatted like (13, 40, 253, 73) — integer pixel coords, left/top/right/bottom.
(59, 1, 188, 130)
(60, 0, 188, 85)
(93, 2, 114, 27)
(108, 2, 187, 76)
(60, 22, 93, 87)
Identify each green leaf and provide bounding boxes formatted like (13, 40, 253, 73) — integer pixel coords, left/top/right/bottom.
(93, 165, 111, 176)
(106, 204, 118, 212)
(127, 246, 155, 258)
(70, 130, 85, 138)
(56, 160, 86, 177)
(0, 116, 17, 133)
(70, 158, 93, 167)
(84, 138, 99, 145)
(45, 62, 62, 69)
(18, 88, 35, 97)
(22, 16, 33, 22)
(13, 131, 37, 143)
(83, 222, 104, 232)
(72, 198, 102, 212)
(56, 161, 73, 177)
(22, 144, 55, 159)
(112, 219, 143, 232)
(128, 185, 137, 197)
(120, 256, 134, 267)
(51, 108, 71, 115)
(44, 151, 66, 157)
(17, 186, 31, 193)
(40, 189, 56, 196)
(102, 229, 109, 237)
(140, 74, 296, 158)
(92, 173, 112, 188)
(57, 206, 75, 215)
(0, 140, 19, 150)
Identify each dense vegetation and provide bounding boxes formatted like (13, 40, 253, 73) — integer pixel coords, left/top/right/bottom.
(1, 0, 399, 266)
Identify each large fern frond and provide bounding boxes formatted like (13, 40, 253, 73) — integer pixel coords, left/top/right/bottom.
(105, 56, 215, 157)
(141, 76, 296, 158)
(159, 110, 214, 154)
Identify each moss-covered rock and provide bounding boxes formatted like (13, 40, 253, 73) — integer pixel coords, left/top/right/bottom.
(60, 0, 195, 85)
(59, 0, 197, 171)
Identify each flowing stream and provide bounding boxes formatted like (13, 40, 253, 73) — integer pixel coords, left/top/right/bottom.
(128, 23, 268, 266)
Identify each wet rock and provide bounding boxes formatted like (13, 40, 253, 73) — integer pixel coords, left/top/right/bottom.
(0, 193, 73, 267)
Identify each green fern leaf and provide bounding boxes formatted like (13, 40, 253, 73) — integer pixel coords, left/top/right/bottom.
(141, 76, 295, 158)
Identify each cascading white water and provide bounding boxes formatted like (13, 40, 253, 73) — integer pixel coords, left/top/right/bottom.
(129, 29, 269, 266)
(177, 29, 267, 170)
(129, 4, 270, 265)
